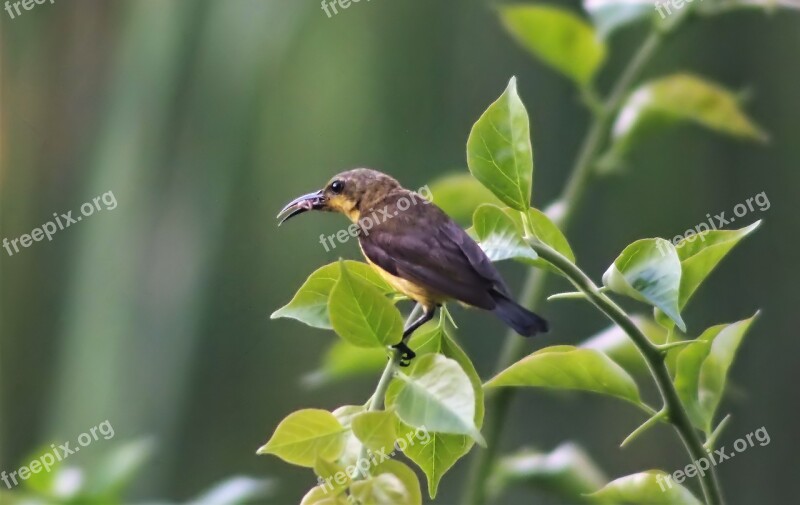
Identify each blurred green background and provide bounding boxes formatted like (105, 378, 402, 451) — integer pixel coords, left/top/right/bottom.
(2, 0, 798, 503)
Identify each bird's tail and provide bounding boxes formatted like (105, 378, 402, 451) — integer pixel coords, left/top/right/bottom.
(490, 291, 549, 337)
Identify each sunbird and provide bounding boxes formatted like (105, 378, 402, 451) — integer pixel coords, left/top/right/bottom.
(277, 168, 548, 364)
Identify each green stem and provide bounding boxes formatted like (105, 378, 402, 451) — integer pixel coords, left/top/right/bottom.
(464, 27, 668, 505)
(356, 304, 421, 479)
(621, 408, 668, 448)
(705, 414, 732, 451)
(558, 29, 663, 226)
(529, 240, 723, 505)
(356, 352, 398, 480)
(461, 10, 722, 500)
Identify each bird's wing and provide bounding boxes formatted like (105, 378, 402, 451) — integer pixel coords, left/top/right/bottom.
(359, 203, 508, 309)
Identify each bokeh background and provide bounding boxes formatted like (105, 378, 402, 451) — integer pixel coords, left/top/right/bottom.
(2, 0, 799, 503)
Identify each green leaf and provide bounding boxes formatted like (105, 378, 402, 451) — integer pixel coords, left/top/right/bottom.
(606, 74, 767, 164)
(329, 260, 404, 348)
(300, 486, 349, 505)
(506, 207, 576, 273)
(499, 5, 606, 85)
(675, 336, 717, 431)
(257, 409, 347, 467)
(352, 411, 399, 454)
(488, 443, 607, 501)
(674, 315, 757, 432)
(314, 458, 350, 496)
(589, 470, 702, 504)
(697, 317, 758, 426)
(0, 492, 21, 505)
(471, 205, 574, 275)
(332, 405, 366, 467)
(472, 204, 538, 263)
(603, 238, 686, 331)
(656, 222, 761, 328)
(387, 353, 485, 445)
(427, 173, 504, 226)
(393, 324, 485, 498)
(485, 345, 641, 405)
(584, 0, 655, 38)
(272, 260, 392, 329)
(303, 340, 387, 388)
(467, 77, 533, 211)
(373, 460, 422, 505)
(407, 324, 485, 429)
(580, 315, 668, 377)
(350, 473, 414, 505)
(524, 208, 575, 262)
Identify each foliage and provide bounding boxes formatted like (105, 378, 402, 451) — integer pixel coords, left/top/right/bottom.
(264, 0, 785, 502)
(486, 443, 607, 502)
(589, 470, 702, 504)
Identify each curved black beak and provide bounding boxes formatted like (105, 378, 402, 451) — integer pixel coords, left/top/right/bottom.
(276, 189, 326, 225)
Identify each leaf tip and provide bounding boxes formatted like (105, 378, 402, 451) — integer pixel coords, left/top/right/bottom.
(473, 429, 488, 448)
(747, 219, 763, 233)
(507, 75, 518, 91)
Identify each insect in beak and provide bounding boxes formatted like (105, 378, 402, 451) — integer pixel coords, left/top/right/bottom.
(276, 189, 326, 225)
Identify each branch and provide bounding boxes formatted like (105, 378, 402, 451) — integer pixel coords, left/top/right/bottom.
(355, 304, 421, 479)
(528, 239, 723, 505)
(464, 26, 669, 505)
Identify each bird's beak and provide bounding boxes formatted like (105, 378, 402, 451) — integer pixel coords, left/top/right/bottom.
(276, 189, 326, 225)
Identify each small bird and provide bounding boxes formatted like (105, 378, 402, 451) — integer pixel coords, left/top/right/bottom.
(277, 168, 548, 364)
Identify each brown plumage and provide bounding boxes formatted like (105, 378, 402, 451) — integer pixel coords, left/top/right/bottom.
(277, 168, 548, 363)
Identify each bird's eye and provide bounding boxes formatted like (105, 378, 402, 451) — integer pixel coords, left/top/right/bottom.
(330, 180, 345, 194)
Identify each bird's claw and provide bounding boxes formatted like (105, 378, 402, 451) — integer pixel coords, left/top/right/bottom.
(392, 342, 416, 367)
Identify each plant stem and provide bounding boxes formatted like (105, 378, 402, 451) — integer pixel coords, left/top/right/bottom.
(704, 414, 732, 451)
(370, 351, 401, 413)
(465, 26, 683, 505)
(528, 240, 723, 505)
(356, 304, 421, 479)
(559, 29, 663, 226)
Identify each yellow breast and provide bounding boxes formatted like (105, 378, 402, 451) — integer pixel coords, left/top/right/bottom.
(362, 254, 444, 308)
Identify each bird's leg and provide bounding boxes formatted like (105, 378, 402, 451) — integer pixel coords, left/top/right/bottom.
(393, 305, 436, 367)
(402, 306, 436, 338)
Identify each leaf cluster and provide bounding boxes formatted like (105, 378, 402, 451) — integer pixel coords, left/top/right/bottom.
(265, 0, 789, 501)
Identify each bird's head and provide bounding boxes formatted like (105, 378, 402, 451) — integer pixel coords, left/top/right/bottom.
(277, 168, 401, 225)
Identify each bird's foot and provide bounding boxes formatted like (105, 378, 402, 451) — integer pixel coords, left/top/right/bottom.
(392, 341, 416, 367)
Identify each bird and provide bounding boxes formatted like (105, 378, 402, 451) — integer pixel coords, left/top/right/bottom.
(276, 168, 548, 364)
